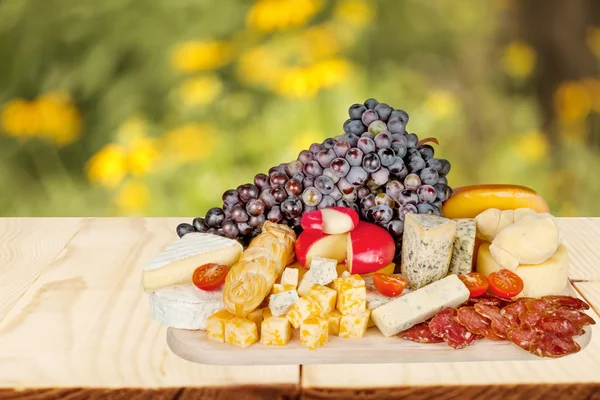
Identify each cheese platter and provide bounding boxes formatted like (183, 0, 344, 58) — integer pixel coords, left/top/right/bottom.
(141, 98, 596, 365)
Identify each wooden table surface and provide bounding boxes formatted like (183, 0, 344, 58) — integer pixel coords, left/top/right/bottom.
(0, 217, 599, 400)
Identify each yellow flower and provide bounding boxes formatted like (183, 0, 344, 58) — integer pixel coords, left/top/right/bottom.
(179, 75, 223, 106)
(162, 123, 215, 163)
(515, 130, 549, 162)
(555, 81, 592, 123)
(424, 90, 459, 119)
(586, 26, 600, 59)
(311, 58, 351, 88)
(301, 24, 341, 62)
(581, 78, 600, 113)
(247, 0, 324, 32)
(86, 143, 128, 189)
(276, 67, 320, 98)
(502, 40, 536, 78)
(334, 0, 375, 27)
(35, 91, 82, 146)
(1, 99, 36, 137)
(171, 40, 231, 73)
(114, 180, 150, 213)
(117, 115, 148, 143)
(127, 137, 160, 177)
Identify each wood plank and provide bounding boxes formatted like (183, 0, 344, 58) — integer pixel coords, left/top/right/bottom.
(558, 218, 600, 281)
(0, 218, 299, 389)
(0, 218, 83, 321)
(572, 281, 600, 320)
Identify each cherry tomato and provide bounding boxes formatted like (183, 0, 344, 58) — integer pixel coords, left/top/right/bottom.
(192, 263, 228, 291)
(458, 272, 489, 298)
(488, 269, 524, 299)
(373, 273, 408, 297)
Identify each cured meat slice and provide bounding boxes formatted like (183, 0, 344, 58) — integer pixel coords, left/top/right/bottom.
(507, 327, 539, 351)
(525, 298, 555, 314)
(542, 295, 590, 311)
(467, 294, 510, 308)
(529, 333, 581, 358)
(398, 322, 444, 343)
(550, 307, 595, 329)
(536, 316, 582, 336)
(473, 303, 511, 339)
(457, 306, 502, 341)
(501, 302, 527, 326)
(429, 308, 476, 349)
(519, 311, 542, 329)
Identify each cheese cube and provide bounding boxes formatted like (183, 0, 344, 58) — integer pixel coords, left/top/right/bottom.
(339, 309, 371, 339)
(449, 218, 476, 275)
(280, 267, 299, 288)
(306, 285, 337, 314)
(268, 290, 300, 317)
(272, 283, 296, 294)
(297, 268, 315, 296)
(247, 308, 263, 335)
(401, 213, 457, 289)
(224, 317, 258, 348)
(309, 257, 339, 285)
(300, 317, 328, 350)
(206, 309, 235, 343)
(367, 316, 376, 328)
(325, 310, 342, 336)
(334, 274, 366, 315)
(261, 306, 273, 320)
(261, 316, 293, 346)
(286, 296, 324, 329)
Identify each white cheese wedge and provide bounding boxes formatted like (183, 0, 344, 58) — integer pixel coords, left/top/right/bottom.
(372, 274, 470, 337)
(142, 233, 243, 292)
(448, 218, 476, 275)
(363, 275, 397, 310)
(309, 257, 338, 286)
(149, 284, 224, 330)
(280, 267, 299, 288)
(401, 214, 457, 289)
(268, 290, 300, 317)
(477, 242, 568, 298)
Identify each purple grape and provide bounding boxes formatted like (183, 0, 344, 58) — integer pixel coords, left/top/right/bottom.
(434, 183, 453, 202)
(360, 194, 377, 210)
(336, 199, 352, 208)
(347, 120, 366, 135)
(322, 138, 337, 149)
(317, 148, 337, 168)
(221, 219, 240, 238)
(432, 199, 443, 210)
(248, 214, 266, 228)
(374, 132, 392, 149)
(286, 160, 304, 176)
(259, 189, 277, 208)
(223, 189, 240, 206)
(386, 180, 404, 200)
(378, 147, 396, 167)
(284, 178, 303, 196)
(371, 204, 393, 224)
(357, 186, 370, 199)
(292, 172, 305, 181)
(267, 206, 283, 222)
(420, 167, 439, 186)
(269, 172, 288, 188)
(407, 148, 421, 158)
(431, 204, 442, 216)
(407, 156, 426, 173)
(231, 204, 250, 222)
(417, 185, 437, 203)
(237, 221, 253, 235)
(343, 119, 353, 134)
(387, 117, 406, 134)
(192, 217, 208, 232)
(345, 147, 364, 166)
(368, 120, 387, 135)
(302, 187, 323, 206)
(364, 98, 379, 109)
(371, 166, 390, 186)
(317, 195, 336, 209)
(375, 193, 395, 207)
(330, 186, 343, 201)
(439, 159, 451, 175)
(362, 109, 379, 126)
(417, 203, 436, 214)
(271, 187, 287, 203)
(321, 167, 340, 184)
(391, 142, 408, 158)
(315, 175, 334, 194)
(404, 173, 421, 191)
(303, 160, 323, 177)
(387, 220, 404, 238)
(349, 103, 367, 119)
(205, 207, 225, 228)
(254, 174, 270, 190)
(366, 178, 381, 191)
(176, 223, 195, 238)
(309, 143, 324, 154)
(362, 153, 381, 173)
(390, 109, 409, 124)
(268, 165, 287, 176)
(438, 175, 448, 185)
(303, 176, 315, 188)
(361, 132, 375, 140)
(304, 205, 318, 213)
(330, 157, 350, 177)
(340, 133, 359, 146)
(342, 189, 358, 202)
(237, 184, 259, 202)
(388, 157, 408, 177)
(333, 140, 351, 157)
(336, 177, 354, 195)
(399, 203, 418, 218)
(298, 150, 314, 164)
(281, 196, 303, 218)
(406, 133, 419, 148)
(357, 137, 376, 154)
(246, 198, 265, 217)
(419, 145, 435, 160)
(374, 103, 393, 121)
(397, 190, 418, 206)
(347, 166, 368, 186)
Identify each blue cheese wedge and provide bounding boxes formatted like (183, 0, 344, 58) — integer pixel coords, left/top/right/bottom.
(448, 218, 476, 275)
(309, 257, 338, 286)
(142, 233, 243, 292)
(268, 289, 300, 317)
(401, 214, 457, 289)
(371, 274, 470, 337)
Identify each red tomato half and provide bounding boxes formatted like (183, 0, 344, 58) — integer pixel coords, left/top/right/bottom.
(458, 272, 489, 298)
(373, 273, 408, 297)
(192, 263, 228, 291)
(488, 269, 524, 299)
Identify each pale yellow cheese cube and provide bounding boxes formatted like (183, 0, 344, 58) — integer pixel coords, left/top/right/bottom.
(224, 317, 258, 348)
(280, 267, 299, 288)
(272, 283, 296, 294)
(261, 306, 273, 320)
(334, 274, 366, 315)
(325, 310, 342, 336)
(261, 316, 293, 346)
(247, 308, 263, 336)
(306, 285, 337, 314)
(339, 309, 371, 339)
(300, 317, 328, 350)
(286, 296, 324, 329)
(206, 309, 235, 343)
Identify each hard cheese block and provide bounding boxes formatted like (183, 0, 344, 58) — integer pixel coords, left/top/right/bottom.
(477, 242, 568, 298)
(448, 218, 476, 275)
(149, 284, 224, 330)
(143, 233, 243, 292)
(371, 274, 470, 337)
(401, 214, 457, 289)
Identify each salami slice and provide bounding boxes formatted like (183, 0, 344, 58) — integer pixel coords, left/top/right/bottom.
(519, 310, 542, 329)
(550, 307, 595, 329)
(398, 322, 444, 343)
(501, 302, 527, 326)
(457, 306, 502, 341)
(429, 308, 476, 349)
(468, 294, 510, 308)
(529, 333, 581, 358)
(536, 316, 582, 336)
(507, 327, 539, 351)
(473, 303, 511, 339)
(542, 295, 590, 311)
(525, 298, 555, 314)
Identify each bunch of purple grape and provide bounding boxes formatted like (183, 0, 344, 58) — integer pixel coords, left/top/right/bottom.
(177, 98, 453, 255)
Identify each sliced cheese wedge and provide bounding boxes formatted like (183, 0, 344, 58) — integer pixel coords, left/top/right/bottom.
(143, 233, 243, 292)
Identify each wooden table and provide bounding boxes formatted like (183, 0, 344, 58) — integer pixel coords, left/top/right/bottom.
(0, 218, 599, 400)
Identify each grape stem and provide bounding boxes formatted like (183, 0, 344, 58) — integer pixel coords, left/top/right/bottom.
(417, 137, 440, 148)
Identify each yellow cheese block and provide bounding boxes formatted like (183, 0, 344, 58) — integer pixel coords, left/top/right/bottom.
(261, 306, 273, 320)
(286, 296, 324, 329)
(325, 310, 342, 336)
(206, 309, 235, 343)
(224, 317, 258, 348)
(333, 274, 367, 315)
(247, 308, 263, 336)
(261, 316, 292, 346)
(306, 285, 337, 315)
(300, 317, 328, 350)
(339, 309, 371, 339)
(476, 242, 569, 298)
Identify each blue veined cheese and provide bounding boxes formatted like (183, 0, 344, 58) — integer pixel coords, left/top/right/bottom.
(401, 214, 457, 289)
(371, 274, 470, 337)
(268, 289, 300, 317)
(309, 257, 338, 286)
(448, 218, 476, 275)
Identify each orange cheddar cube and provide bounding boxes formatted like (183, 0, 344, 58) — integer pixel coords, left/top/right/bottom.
(261, 316, 293, 346)
(286, 296, 324, 329)
(334, 274, 366, 315)
(339, 309, 371, 339)
(307, 285, 337, 314)
(325, 310, 342, 336)
(224, 317, 258, 348)
(206, 309, 235, 343)
(247, 308, 263, 336)
(300, 317, 328, 350)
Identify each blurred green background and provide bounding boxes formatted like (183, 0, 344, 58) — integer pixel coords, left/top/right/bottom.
(1, 0, 599, 217)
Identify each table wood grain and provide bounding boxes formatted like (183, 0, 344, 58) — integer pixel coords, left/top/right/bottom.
(0, 217, 599, 400)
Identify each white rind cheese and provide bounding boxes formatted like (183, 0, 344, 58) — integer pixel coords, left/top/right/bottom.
(371, 274, 470, 337)
(149, 284, 224, 330)
(448, 218, 476, 275)
(401, 214, 457, 289)
(142, 233, 243, 292)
